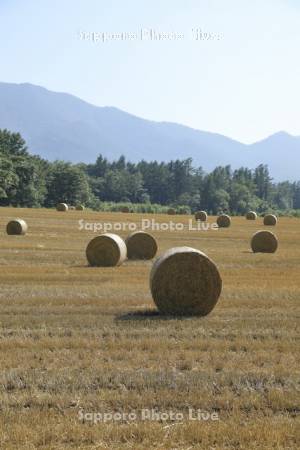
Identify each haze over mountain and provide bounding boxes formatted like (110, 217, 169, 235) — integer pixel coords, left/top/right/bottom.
(0, 82, 299, 181)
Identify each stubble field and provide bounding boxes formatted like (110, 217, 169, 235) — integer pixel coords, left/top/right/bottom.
(0, 207, 299, 449)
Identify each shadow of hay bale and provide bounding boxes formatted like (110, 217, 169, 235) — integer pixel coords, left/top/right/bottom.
(115, 309, 205, 322)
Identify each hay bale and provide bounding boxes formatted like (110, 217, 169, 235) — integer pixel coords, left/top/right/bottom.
(56, 203, 68, 211)
(264, 214, 278, 226)
(75, 204, 85, 211)
(246, 211, 257, 220)
(251, 230, 278, 253)
(6, 219, 28, 235)
(121, 206, 130, 213)
(126, 231, 158, 260)
(195, 210, 207, 221)
(150, 246, 222, 316)
(167, 208, 176, 215)
(217, 214, 231, 228)
(86, 233, 127, 267)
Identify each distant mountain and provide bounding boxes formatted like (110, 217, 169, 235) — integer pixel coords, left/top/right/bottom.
(247, 132, 300, 181)
(0, 82, 299, 181)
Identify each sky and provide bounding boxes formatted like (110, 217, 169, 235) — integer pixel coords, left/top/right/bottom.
(0, 0, 299, 143)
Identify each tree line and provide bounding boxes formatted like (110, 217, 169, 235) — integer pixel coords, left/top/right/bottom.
(1, 129, 300, 215)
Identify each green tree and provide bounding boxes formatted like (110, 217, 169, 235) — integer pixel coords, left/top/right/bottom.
(0, 129, 46, 206)
(254, 164, 272, 201)
(45, 162, 91, 206)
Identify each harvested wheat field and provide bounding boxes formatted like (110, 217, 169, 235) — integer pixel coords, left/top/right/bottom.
(0, 207, 299, 449)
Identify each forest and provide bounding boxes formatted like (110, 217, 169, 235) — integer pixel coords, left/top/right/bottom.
(1, 129, 300, 215)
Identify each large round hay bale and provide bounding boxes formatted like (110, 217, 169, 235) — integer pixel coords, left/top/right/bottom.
(251, 230, 278, 253)
(56, 203, 68, 211)
(264, 214, 277, 226)
(167, 208, 176, 215)
(195, 210, 207, 221)
(217, 214, 231, 228)
(126, 231, 158, 260)
(6, 219, 28, 235)
(75, 204, 85, 211)
(150, 247, 222, 316)
(246, 211, 257, 220)
(86, 233, 127, 267)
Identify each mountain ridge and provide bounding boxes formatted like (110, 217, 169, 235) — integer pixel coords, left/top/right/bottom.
(0, 81, 299, 181)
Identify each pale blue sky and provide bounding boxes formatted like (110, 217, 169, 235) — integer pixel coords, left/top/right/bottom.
(0, 0, 299, 143)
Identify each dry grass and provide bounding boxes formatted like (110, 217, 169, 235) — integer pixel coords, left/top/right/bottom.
(0, 207, 299, 449)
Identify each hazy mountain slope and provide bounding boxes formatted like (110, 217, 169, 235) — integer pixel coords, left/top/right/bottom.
(0, 82, 299, 180)
(248, 132, 300, 180)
